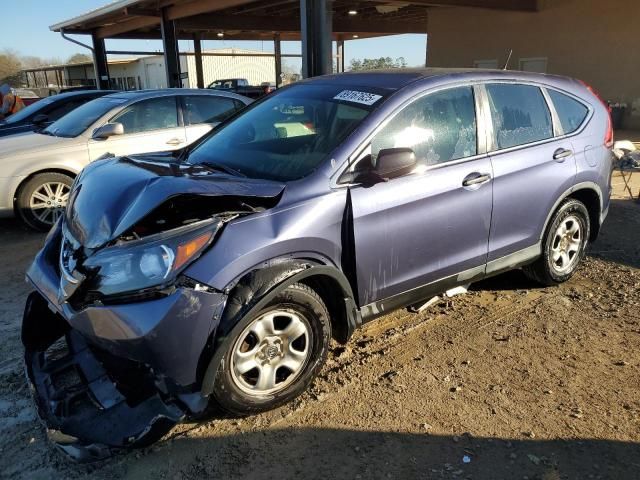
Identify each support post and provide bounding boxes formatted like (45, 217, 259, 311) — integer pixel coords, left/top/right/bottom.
(91, 32, 110, 90)
(336, 38, 344, 73)
(300, 0, 332, 78)
(161, 7, 181, 88)
(274, 33, 282, 87)
(193, 33, 204, 89)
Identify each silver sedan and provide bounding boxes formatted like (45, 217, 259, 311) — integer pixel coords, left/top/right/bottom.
(0, 89, 251, 230)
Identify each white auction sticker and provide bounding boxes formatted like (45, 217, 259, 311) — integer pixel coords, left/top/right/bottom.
(333, 90, 382, 106)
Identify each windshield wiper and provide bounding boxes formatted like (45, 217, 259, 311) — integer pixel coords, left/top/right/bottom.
(200, 161, 246, 177)
(39, 129, 56, 136)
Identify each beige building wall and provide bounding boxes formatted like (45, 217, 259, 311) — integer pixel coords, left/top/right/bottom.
(427, 0, 640, 128)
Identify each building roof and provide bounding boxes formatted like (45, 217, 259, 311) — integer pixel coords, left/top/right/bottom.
(49, 0, 537, 42)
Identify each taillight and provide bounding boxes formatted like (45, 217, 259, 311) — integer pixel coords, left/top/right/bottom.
(579, 79, 614, 148)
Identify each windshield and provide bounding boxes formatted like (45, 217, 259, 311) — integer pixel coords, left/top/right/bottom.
(188, 84, 385, 181)
(44, 96, 127, 138)
(4, 97, 55, 124)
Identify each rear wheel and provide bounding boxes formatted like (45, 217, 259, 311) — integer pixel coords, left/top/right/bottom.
(523, 198, 590, 286)
(210, 283, 331, 416)
(16, 172, 73, 231)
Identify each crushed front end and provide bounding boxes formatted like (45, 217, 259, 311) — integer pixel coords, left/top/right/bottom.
(21, 156, 284, 461)
(23, 220, 228, 461)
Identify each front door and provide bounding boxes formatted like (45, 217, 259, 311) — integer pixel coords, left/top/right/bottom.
(88, 96, 186, 161)
(348, 86, 493, 307)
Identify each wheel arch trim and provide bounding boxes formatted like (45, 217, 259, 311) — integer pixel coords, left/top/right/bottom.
(200, 261, 359, 396)
(539, 181, 603, 243)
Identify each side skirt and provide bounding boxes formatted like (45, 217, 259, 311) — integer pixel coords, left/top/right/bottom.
(358, 243, 541, 323)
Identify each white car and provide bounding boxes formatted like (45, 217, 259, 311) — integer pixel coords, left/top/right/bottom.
(0, 89, 251, 230)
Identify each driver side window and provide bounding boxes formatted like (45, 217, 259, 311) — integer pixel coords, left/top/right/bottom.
(371, 86, 477, 167)
(110, 96, 179, 134)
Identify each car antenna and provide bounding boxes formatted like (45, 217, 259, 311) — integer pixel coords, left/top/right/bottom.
(503, 49, 513, 70)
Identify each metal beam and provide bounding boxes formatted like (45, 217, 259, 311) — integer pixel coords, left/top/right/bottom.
(193, 32, 205, 89)
(402, 0, 537, 11)
(178, 14, 425, 34)
(95, 15, 159, 38)
(300, 0, 333, 78)
(274, 33, 282, 87)
(91, 32, 110, 89)
(161, 8, 182, 88)
(166, 0, 259, 20)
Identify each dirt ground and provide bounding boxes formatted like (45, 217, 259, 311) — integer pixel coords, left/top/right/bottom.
(1, 173, 639, 480)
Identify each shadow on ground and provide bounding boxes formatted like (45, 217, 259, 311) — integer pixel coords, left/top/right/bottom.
(76, 428, 639, 479)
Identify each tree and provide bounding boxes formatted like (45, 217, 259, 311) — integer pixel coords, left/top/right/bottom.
(349, 56, 407, 71)
(67, 53, 92, 64)
(0, 49, 22, 85)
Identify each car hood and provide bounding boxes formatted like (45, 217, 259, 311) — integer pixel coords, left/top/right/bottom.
(66, 154, 285, 248)
(0, 131, 75, 157)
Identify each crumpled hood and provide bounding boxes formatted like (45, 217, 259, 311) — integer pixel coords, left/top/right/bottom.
(66, 155, 285, 248)
(0, 131, 73, 157)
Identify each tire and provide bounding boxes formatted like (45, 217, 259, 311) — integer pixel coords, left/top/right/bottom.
(16, 172, 73, 231)
(523, 198, 590, 286)
(210, 282, 331, 416)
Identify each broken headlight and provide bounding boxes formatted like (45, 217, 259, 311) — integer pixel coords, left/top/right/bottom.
(82, 219, 220, 297)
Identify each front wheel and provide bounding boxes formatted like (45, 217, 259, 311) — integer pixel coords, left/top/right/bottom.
(210, 283, 331, 416)
(16, 172, 73, 231)
(523, 198, 590, 286)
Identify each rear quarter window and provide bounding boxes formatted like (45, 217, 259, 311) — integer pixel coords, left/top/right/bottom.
(486, 83, 553, 150)
(548, 90, 589, 135)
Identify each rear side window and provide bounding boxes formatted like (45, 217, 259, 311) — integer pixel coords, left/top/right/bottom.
(183, 96, 239, 125)
(371, 86, 477, 166)
(548, 90, 589, 134)
(486, 84, 552, 149)
(45, 99, 86, 122)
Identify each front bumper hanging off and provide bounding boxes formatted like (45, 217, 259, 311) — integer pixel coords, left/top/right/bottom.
(23, 292, 185, 462)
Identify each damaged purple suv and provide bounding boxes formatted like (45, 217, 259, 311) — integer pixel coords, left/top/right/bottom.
(23, 69, 613, 460)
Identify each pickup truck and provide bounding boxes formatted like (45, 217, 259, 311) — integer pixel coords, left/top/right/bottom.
(207, 78, 274, 99)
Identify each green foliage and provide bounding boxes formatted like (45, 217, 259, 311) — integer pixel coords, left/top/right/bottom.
(348, 56, 408, 71)
(67, 53, 92, 64)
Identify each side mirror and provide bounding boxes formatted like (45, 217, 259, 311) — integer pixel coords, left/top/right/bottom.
(374, 148, 417, 180)
(92, 122, 124, 140)
(32, 114, 48, 125)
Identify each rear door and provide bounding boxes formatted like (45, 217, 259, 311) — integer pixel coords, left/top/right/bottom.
(88, 95, 186, 160)
(485, 82, 577, 263)
(349, 85, 493, 306)
(181, 95, 244, 145)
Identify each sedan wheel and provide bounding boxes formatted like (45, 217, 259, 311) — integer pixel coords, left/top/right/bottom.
(17, 172, 74, 231)
(28, 181, 70, 227)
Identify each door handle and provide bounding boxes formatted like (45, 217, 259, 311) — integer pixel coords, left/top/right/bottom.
(553, 148, 573, 161)
(166, 138, 184, 146)
(462, 172, 492, 187)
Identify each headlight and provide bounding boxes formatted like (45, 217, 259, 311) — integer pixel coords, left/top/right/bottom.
(82, 220, 219, 297)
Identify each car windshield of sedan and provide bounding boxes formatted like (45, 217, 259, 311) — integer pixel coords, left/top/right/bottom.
(44, 96, 127, 138)
(187, 84, 387, 181)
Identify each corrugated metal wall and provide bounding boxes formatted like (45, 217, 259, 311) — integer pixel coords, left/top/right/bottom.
(184, 48, 276, 88)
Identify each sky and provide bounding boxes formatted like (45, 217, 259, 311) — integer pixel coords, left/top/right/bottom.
(0, 0, 427, 68)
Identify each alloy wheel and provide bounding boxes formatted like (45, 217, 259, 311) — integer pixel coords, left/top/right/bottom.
(230, 309, 312, 395)
(28, 182, 70, 226)
(550, 214, 582, 274)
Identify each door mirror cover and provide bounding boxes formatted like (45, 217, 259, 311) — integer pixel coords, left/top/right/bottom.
(374, 148, 417, 180)
(93, 122, 124, 140)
